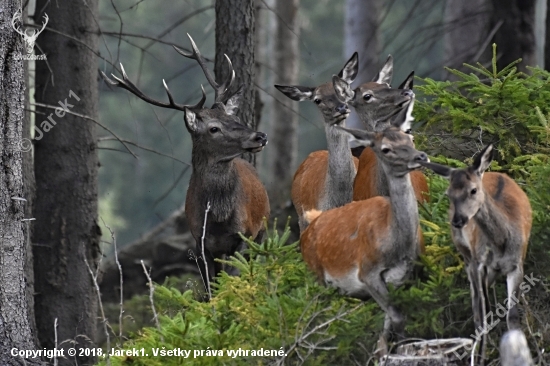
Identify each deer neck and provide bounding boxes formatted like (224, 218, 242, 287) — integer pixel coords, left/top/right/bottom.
(382, 164, 420, 256)
(192, 152, 238, 222)
(473, 193, 510, 247)
(375, 158, 390, 197)
(322, 122, 356, 209)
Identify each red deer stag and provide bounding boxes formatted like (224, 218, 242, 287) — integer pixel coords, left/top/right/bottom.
(300, 99, 428, 355)
(420, 145, 532, 365)
(275, 53, 359, 231)
(337, 56, 429, 203)
(101, 34, 269, 289)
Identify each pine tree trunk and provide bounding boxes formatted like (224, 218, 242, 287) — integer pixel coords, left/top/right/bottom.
(215, 0, 256, 164)
(267, 0, 300, 209)
(491, 0, 536, 71)
(443, 0, 492, 75)
(344, 0, 381, 129)
(33, 1, 100, 364)
(0, 1, 44, 364)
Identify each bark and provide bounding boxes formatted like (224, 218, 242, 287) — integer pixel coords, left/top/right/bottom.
(267, 0, 300, 210)
(443, 0, 492, 75)
(33, 1, 100, 364)
(22, 3, 38, 348)
(344, 0, 381, 129)
(0, 1, 44, 364)
(491, 0, 536, 71)
(215, 0, 256, 163)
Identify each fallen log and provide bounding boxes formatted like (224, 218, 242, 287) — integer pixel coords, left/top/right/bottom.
(380, 338, 473, 366)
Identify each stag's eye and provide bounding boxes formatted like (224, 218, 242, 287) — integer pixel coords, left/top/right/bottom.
(209, 127, 220, 133)
(471, 188, 477, 195)
(363, 94, 373, 101)
(314, 98, 321, 105)
(381, 147, 391, 154)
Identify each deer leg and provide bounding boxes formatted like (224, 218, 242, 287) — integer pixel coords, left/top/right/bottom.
(506, 266, 523, 330)
(467, 263, 487, 366)
(365, 275, 404, 357)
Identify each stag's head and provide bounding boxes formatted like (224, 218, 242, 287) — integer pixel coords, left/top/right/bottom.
(12, 9, 49, 54)
(101, 34, 268, 165)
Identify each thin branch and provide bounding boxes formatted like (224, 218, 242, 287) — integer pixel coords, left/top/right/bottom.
(152, 165, 191, 209)
(84, 258, 111, 366)
(30, 102, 137, 158)
(140, 260, 162, 335)
(201, 202, 212, 300)
(98, 137, 190, 166)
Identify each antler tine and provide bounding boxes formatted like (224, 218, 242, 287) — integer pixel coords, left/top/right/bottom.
(101, 63, 202, 111)
(174, 34, 220, 92)
(215, 54, 236, 103)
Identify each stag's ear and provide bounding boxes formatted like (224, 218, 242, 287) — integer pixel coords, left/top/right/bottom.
(373, 55, 393, 85)
(338, 52, 359, 84)
(398, 71, 414, 90)
(336, 126, 376, 147)
(184, 108, 198, 132)
(224, 85, 243, 116)
(274, 85, 314, 101)
(390, 96, 415, 132)
(333, 75, 354, 103)
(472, 144, 494, 175)
(421, 161, 453, 179)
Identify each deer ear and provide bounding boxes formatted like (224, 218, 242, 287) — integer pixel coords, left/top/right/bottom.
(332, 75, 354, 103)
(398, 71, 414, 90)
(373, 55, 393, 85)
(224, 85, 243, 116)
(472, 144, 494, 175)
(184, 108, 198, 133)
(338, 52, 359, 84)
(336, 126, 375, 147)
(390, 96, 415, 132)
(274, 85, 314, 101)
(421, 161, 453, 179)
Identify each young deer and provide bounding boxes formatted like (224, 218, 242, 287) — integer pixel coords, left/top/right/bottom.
(420, 145, 532, 365)
(102, 34, 270, 286)
(275, 53, 360, 231)
(338, 56, 429, 203)
(300, 99, 428, 355)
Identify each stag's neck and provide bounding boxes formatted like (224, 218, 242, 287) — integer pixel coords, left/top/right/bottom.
(192, 153, 238, 222)
(322, 122, 356, 209)
(474, 194, 510, 247)
(384, 166, 420, 257)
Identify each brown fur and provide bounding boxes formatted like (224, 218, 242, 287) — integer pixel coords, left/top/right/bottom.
(301, 197, 425, 279)
(458, 172, 531, 261)
(353, 147, 429, 202)
(292, 150, 359, 219)
(235, 159, 270, 237)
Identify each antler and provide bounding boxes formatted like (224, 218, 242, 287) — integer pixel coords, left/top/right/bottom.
(173, 34, 235, 104)
(101, 63, 206, 111)
(11, 9, 26, 37)
(35, 14, 49, 36)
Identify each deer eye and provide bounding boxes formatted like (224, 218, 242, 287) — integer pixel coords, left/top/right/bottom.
(314, 98, 321, 105)
(381, 147, 391, 154)
(209, 127, 220, 133)
(363, 94, 373, 101)
(470, 188, 477, 195)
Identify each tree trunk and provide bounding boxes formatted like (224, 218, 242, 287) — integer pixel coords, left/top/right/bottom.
(0, 1, 44, 364)
(344, 0, 381, 129)
(33, 1, 100, 364)
(491, 0, 537, 71)
(215, 0, 256, 163)
(267, 0, 300, 209)
(443, 0, 492, 75)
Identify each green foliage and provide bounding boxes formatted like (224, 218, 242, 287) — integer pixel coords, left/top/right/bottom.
(100, 221, 385, 366)
(98, 49, 550, 365)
